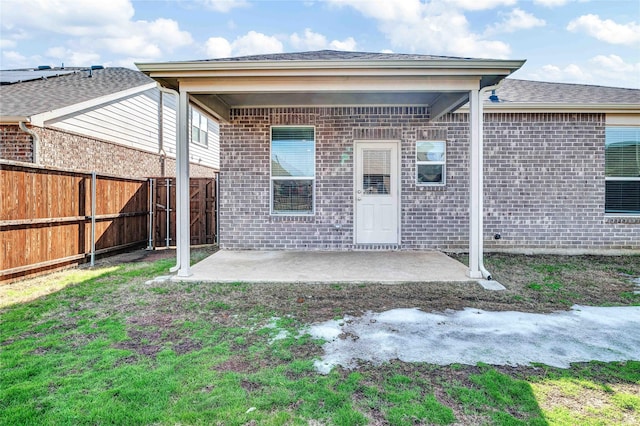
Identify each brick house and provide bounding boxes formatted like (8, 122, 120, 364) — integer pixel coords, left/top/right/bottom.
(0, 66, 219, 177)
(137, 50, 639, 278)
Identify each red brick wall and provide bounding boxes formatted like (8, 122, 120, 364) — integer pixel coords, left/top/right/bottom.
(0, 126, 215, 178)
(0, 125, 33, 163)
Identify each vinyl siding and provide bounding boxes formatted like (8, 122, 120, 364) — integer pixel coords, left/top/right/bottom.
(49, 88, 161, 153)
(47, 87, 219, 170)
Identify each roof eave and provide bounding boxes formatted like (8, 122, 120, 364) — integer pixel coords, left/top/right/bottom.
(0, 116, 30, 124)
(136, 58, 526, 73)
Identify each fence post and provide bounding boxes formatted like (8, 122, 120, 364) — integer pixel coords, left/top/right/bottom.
(166, 178, 171, 248)
(90, 171, 96, 267)
(147, 178, 154, 250)
(215, 174, 219, 244)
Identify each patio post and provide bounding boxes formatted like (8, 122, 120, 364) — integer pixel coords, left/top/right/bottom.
(468, 88, 482, 279)
(176, 87, 192, 277)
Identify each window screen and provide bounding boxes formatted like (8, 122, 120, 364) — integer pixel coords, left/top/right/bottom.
(271, 127, 315, 214)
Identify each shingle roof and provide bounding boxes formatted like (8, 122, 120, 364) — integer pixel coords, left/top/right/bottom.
(0, 67, 155, 117)
(492, 78, 640, 105)
(194, 49, 472, 62)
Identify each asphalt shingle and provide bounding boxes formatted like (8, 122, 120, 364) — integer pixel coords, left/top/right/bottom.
(193, 49, 472, 62)
(0, 67, 154, 117)
(492, 78, 640, 105)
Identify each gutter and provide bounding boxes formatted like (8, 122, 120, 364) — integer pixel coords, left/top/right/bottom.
(18, 121, 39, 163)
(476, 80, 507, 281)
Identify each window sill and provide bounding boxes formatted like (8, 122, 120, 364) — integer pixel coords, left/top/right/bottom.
(270, 215, 316, 223)
(604, 215, 640, 224)
(417, 184, 447, 191)
(190, 141, 209, 148)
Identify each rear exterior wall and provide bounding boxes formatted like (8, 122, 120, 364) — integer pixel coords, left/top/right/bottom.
(219, 107, 639, 252)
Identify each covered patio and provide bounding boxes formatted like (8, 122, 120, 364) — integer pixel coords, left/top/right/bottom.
(175, 250, 474, 284)
(137, 51, 525, 281)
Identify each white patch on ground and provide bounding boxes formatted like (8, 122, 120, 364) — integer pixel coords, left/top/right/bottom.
(263, 317, 290, 342)
(308, 306, 640, 374)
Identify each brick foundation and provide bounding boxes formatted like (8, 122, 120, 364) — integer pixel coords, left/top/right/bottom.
(219, 107, 639, 252)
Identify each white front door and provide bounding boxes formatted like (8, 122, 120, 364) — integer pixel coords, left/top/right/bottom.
(355, 141, 399, 244)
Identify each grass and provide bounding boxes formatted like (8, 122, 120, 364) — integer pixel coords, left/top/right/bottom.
(1, 249, 639, 425)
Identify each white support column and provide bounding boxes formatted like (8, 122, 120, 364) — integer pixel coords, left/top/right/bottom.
(468, 88, 482, 279)
(176, 88, 192, 277)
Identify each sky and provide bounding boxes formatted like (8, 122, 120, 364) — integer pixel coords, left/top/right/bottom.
(0, 0, 639, 88)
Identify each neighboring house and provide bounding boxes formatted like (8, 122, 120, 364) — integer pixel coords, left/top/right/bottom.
(0, 66, 219, 177)
(137, 50, 639, 278)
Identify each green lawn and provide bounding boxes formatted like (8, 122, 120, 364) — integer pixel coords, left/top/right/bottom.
(1, 250, 639, 425)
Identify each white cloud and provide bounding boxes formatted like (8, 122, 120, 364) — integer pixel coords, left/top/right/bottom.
(2, 50, 45, 68)
(232, 31, 283, 57)
(1, 0, 134, 37)
(567, 14, 640, 45)
(590, 54, 637, 72)
(328, 0, 424, 23)
(290, 28, 330, 51)
(326, 0, 512, 58)
(450, 0, 516, 11)
(205, 37, 233, 58)
(534, 0, 570, 7)
(524, 63, 591, 84)
(198, 0, 249, 13)
(589, 54, 640, 88)
(205, 31, 282, 58)
(0, 39, 17, 49)
(46, 47, 101, 67)
(290, 28, 357, 51)
(1, 0, 193, 63)
(330, 37, 357, 51)
(487, 8, 545, 34)
(524, 55, 640, 89)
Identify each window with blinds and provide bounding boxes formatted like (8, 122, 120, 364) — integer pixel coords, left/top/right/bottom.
(271, 127, 315, 214)
(605, 127, 640, 214)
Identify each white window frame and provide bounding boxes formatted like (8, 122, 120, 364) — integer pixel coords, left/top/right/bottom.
(270, 125, 316, 215)
(605, 126, 640, 216)
(190, 107, 208, 147)
(416, 140, 446, 186)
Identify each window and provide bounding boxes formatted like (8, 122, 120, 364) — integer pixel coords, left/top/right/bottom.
(191, 108, 208, 146)
(416, 140, 446, 185)
(605, 127, 640, 214)
(271, 127, 315, 214)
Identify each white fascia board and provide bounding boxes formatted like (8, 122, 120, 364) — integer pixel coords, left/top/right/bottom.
(137, 59, 526, 73)
(29, 82, 158, 127)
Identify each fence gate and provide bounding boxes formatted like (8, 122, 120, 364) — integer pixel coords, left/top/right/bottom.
(153, 177, 216, 247)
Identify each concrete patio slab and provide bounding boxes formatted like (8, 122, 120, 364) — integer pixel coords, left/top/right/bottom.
(174, 250, 474, 284)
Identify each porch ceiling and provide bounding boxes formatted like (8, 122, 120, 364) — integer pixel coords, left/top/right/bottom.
(201, 91, 443, 107)
(138, 54, 525, 123)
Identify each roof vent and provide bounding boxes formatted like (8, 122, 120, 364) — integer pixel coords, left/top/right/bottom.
(489, 90, 500, 102)
(37, 65, 52, 70)
(90, 65, 104, 70)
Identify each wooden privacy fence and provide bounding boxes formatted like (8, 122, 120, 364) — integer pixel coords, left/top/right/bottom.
(151, 177, 217, 248)
(1, 161, 150, 282)
(1, 161, 218, 283)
